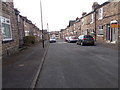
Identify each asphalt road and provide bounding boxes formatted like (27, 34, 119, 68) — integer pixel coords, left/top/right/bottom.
(36, 39, 118, 88)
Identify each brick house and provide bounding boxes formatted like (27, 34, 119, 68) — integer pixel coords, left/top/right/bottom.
(1, 1, 19, 57)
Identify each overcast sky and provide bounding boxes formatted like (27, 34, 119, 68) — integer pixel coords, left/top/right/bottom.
(13, 0, 106, 31)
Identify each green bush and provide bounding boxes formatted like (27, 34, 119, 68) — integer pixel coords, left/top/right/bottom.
(23, 36, 36, 46)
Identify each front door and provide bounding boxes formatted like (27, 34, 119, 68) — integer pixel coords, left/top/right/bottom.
(111, 28, 117, 42)
(106, 24, 110, 41)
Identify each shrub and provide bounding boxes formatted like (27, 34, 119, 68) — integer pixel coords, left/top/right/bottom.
(23, 36, 36, 46)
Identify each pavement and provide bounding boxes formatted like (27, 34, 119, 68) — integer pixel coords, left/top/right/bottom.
(95, 41, 119, 50)
(2, 41, 49, 88)
(36, 39, 118, 88)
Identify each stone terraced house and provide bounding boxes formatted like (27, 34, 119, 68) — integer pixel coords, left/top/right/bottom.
(61, 0, 120, 45)
(1, 1, 19, 57)
(1, 0, 43, 57)
(0, 1, 2, 60)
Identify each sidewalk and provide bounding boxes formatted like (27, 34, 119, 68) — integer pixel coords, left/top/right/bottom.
(95, 42, 118, 50)
(3, 41, 49, 88)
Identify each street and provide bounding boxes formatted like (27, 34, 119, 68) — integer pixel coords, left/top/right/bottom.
(36, 39, 118, 88)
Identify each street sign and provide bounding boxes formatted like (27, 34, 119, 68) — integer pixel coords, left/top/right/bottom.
(110, 20, 118, 28)
(111, 24, 118, 28)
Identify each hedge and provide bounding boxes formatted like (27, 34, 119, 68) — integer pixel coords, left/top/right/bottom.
(23, 36, 36, 45)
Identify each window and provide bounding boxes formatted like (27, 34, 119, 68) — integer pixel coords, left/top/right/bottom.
(84, 35, 93, 38)
(2, 0, 13, 2)
(91, 14, 94, 24)
(82, 18, 84, 26)
(98, 25, 104, 35)
(98, 8, 103, 20)
(1, 16, 12, 41)
(17, 15, 20, 22)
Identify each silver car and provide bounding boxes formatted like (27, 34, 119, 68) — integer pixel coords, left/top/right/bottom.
(68, 36, 78, 43)
(49, 37, 56, 43)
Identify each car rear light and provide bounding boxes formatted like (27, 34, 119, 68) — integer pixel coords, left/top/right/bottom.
(83, 38, 86, 40)
(91, 38, 94, 40)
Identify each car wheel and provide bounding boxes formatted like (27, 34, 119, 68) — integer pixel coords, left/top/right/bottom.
(92, 43, 95, 46)
(81, 42, 84, 46)
(76, 42, 79, 45)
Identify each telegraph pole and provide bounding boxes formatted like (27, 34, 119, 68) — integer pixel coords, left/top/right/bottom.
(40, 0, 44, 48)
(47, 23, 49, 39)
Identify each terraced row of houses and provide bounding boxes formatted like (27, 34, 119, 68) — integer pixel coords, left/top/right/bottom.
(0, 0, 45, 57)
(60, 0, 120, 45)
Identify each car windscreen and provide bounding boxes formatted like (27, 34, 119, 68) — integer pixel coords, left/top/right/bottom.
(50, 37, 56, 39)
(84, 35, 93, 38)
(71, 36, 77, 39)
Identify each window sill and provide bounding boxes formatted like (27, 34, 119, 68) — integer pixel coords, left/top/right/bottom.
(98, 18, 103, 20)
(2, 39, 14, 44)
(97, 35, 104, 37)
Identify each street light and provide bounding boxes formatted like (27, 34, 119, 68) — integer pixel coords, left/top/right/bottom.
(40, 0, 44, 48)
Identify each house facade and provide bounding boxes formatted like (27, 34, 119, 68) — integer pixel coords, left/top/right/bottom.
(61, 0, 120, 45)
(0, 1, 2, 60)
(95, 1, 119, 44)
(1, 0, 43, 57)
(1, 1, 19, 57)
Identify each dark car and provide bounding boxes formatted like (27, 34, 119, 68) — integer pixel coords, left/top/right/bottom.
(76, 35, 95, 46)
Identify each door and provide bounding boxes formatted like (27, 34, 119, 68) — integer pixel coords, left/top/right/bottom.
(106, 24, 110, 41)
(111, 28, 116, 42)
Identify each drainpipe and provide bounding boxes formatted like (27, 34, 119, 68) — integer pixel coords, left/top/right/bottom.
(94, 9, 97, 41)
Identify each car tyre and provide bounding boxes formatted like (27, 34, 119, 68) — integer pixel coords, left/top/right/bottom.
(76, 42, 79, 45)
(81, 42, 84, 46)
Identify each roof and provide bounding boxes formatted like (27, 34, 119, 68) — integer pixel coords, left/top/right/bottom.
(80, 1, 110, 19)
(69, 20, 76, 26)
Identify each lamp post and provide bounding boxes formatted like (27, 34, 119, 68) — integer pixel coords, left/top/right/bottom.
(40, 0, 44, 48)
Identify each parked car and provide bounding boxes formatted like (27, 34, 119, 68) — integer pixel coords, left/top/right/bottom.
(49, 37, 56, 43)
(64, 36, 69, 42)
(68, 36, 78, 43)
(76, 35, 95, 46)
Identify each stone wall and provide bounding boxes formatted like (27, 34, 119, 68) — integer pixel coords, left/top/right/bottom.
(96, 2, 119, 43)
(2, 2, 19, 57)
(0, 1, 2, 60)
(62, 1, 119, 45)
(0, 1, 2, 89)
